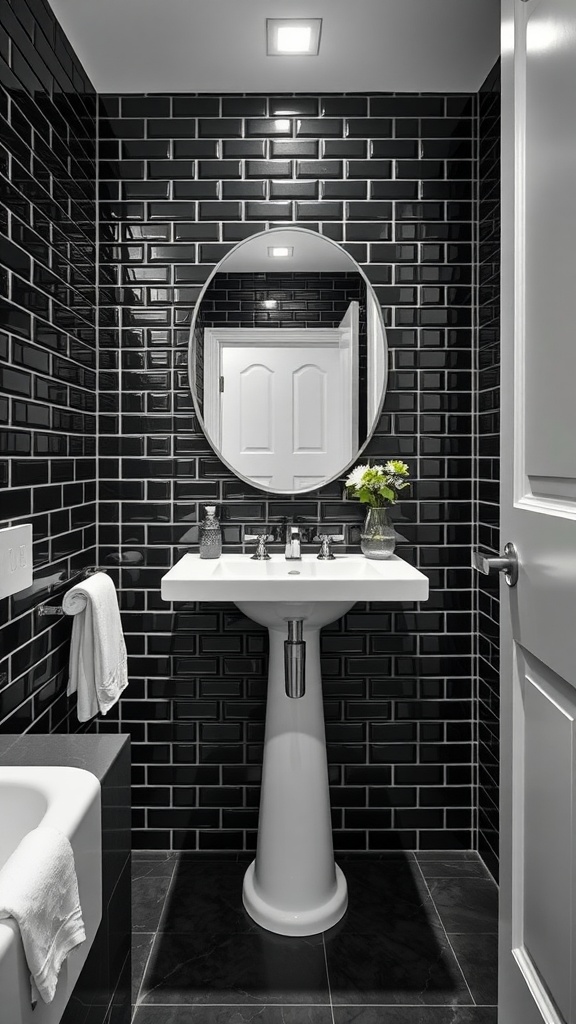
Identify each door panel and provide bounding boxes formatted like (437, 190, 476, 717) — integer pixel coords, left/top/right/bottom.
(238, 365, 274, 453)
(500, 0, 576, 1022)
(524, 0, 576, 490)
(522, 653, 575, 1021)
(292, 364, 328, 453)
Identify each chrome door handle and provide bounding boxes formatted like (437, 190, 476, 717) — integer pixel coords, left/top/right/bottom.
(472, 542, 519, 587)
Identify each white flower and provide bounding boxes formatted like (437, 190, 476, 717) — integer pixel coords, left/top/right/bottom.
(345, 464, 367, 489)
(384, 460, 409, 476)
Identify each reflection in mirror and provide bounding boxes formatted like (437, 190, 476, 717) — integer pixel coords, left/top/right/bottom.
(189, 228, 387, 494)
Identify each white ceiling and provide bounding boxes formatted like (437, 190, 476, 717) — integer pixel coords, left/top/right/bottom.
(49, 0, 500, 95)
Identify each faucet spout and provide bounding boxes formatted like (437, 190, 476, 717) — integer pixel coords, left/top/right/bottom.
(284, 525, 301, 561)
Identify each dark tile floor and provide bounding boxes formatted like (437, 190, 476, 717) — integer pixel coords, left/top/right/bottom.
(131, 852, 498, 1024)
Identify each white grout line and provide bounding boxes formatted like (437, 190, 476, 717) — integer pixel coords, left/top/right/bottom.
(322, 931, 336, 1024)
(132, 856, 179, 1016)
(130, 1001, 480, 1007)
(413, 859, 477, 1007)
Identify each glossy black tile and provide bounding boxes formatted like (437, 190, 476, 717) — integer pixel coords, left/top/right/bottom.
(122, 97, 170, 118)
(324, 923, 471, 1005)
(139, 930, 329, 1005)
(270, 181, 318, 200)
(332, 1010, 497, 1024)
(132, 874, 173, 932)
(268, 97, 317, 117)
(245, 159, 288, 178)
(29, 87, 483, 854)
(425, 879, 498, 933)
(445, 934, 498, 1005)
(271, 140, 318, 158)
(0, 0, 97, 738)
(148, 118, 196, 138)
(159, 859, 255, 933)
(134, 1007, 333, 1023)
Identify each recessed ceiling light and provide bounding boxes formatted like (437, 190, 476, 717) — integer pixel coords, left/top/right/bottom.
(268, 246, 294, 258)
(266, 19, 322, 56)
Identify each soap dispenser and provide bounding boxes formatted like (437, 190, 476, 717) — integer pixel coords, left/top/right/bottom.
(199, 505, 222, 559)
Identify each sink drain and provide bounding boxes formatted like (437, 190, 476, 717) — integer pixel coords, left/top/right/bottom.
(288, 570, 301, 575)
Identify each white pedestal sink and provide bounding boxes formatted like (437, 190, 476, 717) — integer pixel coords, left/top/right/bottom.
(161, 552, 429, 935)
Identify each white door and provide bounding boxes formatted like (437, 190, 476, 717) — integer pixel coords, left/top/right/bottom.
(339, 301, 360, 453)
(220, 344, 351, 490)
(499, 1, 576, 1023)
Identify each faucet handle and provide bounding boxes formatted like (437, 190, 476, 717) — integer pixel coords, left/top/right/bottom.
(314, 534, 344, 560)
(245, 534, 274, 560)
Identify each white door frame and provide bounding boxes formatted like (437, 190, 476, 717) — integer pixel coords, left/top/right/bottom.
(203, 311, 358, 452)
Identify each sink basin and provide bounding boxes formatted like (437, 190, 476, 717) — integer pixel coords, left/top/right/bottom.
(161, 551, 429, 604)
(0, 767, 101, 1024)
(161, 550, 429, 936)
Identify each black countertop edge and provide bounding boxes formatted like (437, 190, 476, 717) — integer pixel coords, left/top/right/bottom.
(0, 734, 130, 783)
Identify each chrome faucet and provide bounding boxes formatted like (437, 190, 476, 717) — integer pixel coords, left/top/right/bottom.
(315, 533, 345, 560)
(245, 533, 273, 560)
(284, 524, 301, 561)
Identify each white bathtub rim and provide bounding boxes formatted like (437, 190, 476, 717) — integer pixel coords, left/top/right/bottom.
(0, 766, 101, 849)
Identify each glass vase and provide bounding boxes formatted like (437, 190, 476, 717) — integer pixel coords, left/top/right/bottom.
(360, 506, 396, 560)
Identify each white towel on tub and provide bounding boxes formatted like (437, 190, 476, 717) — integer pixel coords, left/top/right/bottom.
(0, 825, 85, 1005)
(63, 571, 128, 721)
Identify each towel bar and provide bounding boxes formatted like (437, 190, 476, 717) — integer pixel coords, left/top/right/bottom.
(36, 567, 108, 617)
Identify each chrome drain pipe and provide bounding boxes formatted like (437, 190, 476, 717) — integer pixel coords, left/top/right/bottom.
(284, 619, 306, 698)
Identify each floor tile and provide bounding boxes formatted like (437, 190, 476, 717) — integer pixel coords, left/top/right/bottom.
(132, 932, 155, 1003)
(324, 921, 473, 1005)
(133, 852, 179, 859)
(133, 876, 173, 932)
(338, 859, 435, 934)
(425, 879, 498, 934)
(447, 933, 498, 1005)
(417, 860, 490, 881)
(415, 853, 479, 862)
(159, 860, 256, 933)
(332, 1008, 497, 1024)
(340, 852, 417, 862)
(131, 855, 499, 1021)
(133, 1006, 333, 1023)
(139, 930, 330, 1005)
(132, 858, 178, 881)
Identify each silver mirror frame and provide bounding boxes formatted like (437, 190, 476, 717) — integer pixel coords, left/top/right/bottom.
(188, 226, 389, 496)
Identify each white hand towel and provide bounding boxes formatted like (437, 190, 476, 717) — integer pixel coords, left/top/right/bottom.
(64, 571, 128, 722)
(0, 825, 86, 1005)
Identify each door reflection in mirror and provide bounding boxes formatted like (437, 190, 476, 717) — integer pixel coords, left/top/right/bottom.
(189, 228, 388, 495)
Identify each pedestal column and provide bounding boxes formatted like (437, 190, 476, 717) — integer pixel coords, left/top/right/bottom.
(242, 623, 348, 935)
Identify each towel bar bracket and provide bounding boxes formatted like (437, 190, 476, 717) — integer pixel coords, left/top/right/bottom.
(36, 567, 106, 618)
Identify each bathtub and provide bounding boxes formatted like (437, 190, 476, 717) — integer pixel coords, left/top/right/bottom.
(0, 766, 102, 1024)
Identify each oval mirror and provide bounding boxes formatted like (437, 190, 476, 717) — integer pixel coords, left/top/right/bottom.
(189, 227, 388, 495)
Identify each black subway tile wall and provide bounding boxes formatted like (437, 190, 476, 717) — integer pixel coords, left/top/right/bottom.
(476, 63, 500, 880)
(0, 0, 97, 733)
(200, 271, 365, 329)
(98, 92, 477, 853)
